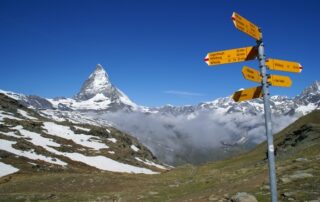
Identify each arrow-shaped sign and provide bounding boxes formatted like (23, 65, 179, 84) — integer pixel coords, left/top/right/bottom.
(232, 86, 263, 102)
(204, 46, 258, 66)
(242, 66, 261, 83)
(232, 12, 262, 41)
(268, 75, 292, 87)
(266, 58, 302, 73)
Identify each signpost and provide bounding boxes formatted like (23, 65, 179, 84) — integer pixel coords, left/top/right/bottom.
(232, 12, 261, 40)
(266, 58, 303, 73)
(204, 12, 302, 202)
(242, 66, 262, 83)
(268, 75, 292, 87)
(204, 46, 258, 66)
(232, 86, 262, 102)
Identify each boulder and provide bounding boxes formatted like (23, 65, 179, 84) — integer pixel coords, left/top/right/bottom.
(229, 192, 258, 202)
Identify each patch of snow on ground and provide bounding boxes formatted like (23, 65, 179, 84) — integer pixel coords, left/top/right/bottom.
(1, 136, 157, 174)
(107, 138, 117, 143)
(0, 131, 22, 138)
(131, 145, 139, 152)
(62, 152, 157, 174)
(135, 157, 167, 170)
(12, 125, 61, 148)
(0, 139, 67, 166)
(0, 111, 23, 122)
(106, 129, 111, 133)
(108, 151, 115, 154)
(0, 161, 19, 177)
(39, 110, 66, 122)
(73, 126, 91, 132)
(17, 109, 37, 120)
(43, 122, 109, 150)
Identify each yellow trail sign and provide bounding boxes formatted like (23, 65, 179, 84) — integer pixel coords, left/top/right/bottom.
(204, 46, 258, 66)
(266, 58, 302, 73)
(242, 66, 261, 83)
(268, 75, 292, 87)
(232, 86, 263, 102)
(232, 12, 262, 40)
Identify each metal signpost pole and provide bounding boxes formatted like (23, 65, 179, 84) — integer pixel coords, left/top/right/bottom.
(257, 37, 278, 202)
(206, 12, 301, 201)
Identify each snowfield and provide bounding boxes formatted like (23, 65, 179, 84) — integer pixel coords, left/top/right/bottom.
(0, 139, 67, 166)
(17, 109, 37, 120)
(0, 116, 161, 174)
(73, 125, 91, 132)
(43, 122, 109, 150)
(135, 157, 167, 170)
(59, 152, 157, 174)
(0, 161, 19, 177)
(0, 111, 23, 122)
(11, 125, 61, 149)
(107, 138, 117, 143)
(131, 145, 139, 152)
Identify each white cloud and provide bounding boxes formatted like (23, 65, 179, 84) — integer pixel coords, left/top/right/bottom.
(86, 109, 297, 165)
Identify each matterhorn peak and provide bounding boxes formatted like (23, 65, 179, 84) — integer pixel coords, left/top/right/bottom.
(89, 64, 110, 82)
(93, 63, 106, 74)
(74, 64, 113, 101)
(73, 64, 137, 110)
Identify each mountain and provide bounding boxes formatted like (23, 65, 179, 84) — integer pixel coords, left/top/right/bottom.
(72, 64, 137, 111)
(0, 93, 168, 177)
(0, 64, 319, 165)
(16, 64, 138, 112)
(1, 111, 319, 201)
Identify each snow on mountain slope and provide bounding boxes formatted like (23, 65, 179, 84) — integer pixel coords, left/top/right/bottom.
(0, 94, 168, 177)
(75, 64, 112, 100)
(0, 161, 19, 178)
(0, 139, 67, 166)
(42, 122, 109, 150)
(72, 64, 137, 110)
(43, 64, 139, 111)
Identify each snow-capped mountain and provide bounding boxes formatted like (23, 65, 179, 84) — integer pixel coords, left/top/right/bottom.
(293, 80, 320, 114)
(0, 64, 319, 165)
(155, 80, 319, 117)
(2, 64, 318, 117)
(47, 64, 138, 111)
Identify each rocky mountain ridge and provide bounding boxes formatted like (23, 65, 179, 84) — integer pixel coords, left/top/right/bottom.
(2, 65, 319, 117)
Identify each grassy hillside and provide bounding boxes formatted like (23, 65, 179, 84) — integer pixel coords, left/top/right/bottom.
(0, 96, 319, 201)
(0, 93, 167, 175)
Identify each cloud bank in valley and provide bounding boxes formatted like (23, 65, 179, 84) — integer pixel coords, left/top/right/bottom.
(92, 110, 297, 165)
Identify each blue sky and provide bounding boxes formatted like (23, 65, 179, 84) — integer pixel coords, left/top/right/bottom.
(0, 0, 319, 106)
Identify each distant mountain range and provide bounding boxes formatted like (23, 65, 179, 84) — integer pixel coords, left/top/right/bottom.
(1, 64, 319, 165)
